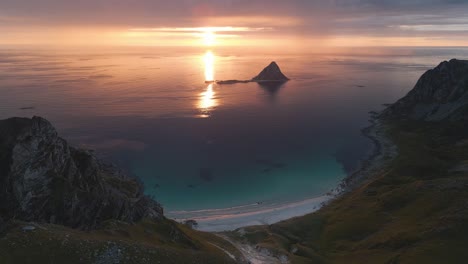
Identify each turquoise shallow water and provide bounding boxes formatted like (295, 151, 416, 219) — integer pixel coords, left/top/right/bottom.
(1, 47, 467, 213)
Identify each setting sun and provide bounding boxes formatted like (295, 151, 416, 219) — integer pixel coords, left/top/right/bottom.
(202, 30, 216, 46)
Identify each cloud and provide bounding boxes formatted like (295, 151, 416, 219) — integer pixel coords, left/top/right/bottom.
(130, 27, 272, 33)
(1, 0, 468, 46)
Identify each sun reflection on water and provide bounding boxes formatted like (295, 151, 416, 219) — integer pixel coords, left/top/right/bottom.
(204, 50, 215, 82)
(200, 83, 216, 108)
(198, 51, 218, 117)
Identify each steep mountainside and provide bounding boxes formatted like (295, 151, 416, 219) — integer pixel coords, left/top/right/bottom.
(0, 116, 163, 229)
(383, 59, 468, 121)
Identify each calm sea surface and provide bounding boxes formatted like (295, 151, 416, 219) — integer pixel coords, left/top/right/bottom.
(1, 47, 467, 213)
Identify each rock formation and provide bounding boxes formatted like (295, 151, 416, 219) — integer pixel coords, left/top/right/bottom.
(382, 59, 468, 121)
(209, 61, 289, 85)
(0, 116, 163, 229)
(252, 61, 289, 82)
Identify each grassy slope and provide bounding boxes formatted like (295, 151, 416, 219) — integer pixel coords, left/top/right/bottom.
(227, 120, 468, 264)
(0, 218, 241, 264)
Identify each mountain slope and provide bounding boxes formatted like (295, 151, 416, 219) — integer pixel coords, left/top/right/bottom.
(227, 59, 468, 263)
(0, 116, 163, 229)
(383, 59, 468, 121)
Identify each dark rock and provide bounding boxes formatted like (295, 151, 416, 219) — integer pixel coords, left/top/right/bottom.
(182, 219, 198, 229)
(382, 59, 468, 121)
(252, 61, 289, 82)
(216, 80, 251, 85)
(208, 61, 289, 85)
(0, 116, 163, 229)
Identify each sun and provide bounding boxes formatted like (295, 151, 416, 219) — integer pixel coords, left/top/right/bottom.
(203, 30, 216, 46)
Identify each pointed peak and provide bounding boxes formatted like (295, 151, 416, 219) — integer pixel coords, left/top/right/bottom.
(267, 61, 280, 70)
(252, 61, 289, 82)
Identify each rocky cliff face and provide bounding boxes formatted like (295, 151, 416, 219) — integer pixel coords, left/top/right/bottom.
(252, 61, 289, 82)
(0, 116, 163, 229)
(382, 59, 468, 121)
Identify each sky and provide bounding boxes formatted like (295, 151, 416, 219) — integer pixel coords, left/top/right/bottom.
(1, 0, 468, 47)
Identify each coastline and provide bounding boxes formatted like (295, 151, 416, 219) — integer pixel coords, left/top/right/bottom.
(171, 115, 398, 232)
(341, 116, 398, 192)
(168, 195, 332, 232)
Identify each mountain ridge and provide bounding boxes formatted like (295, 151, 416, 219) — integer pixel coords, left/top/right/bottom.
(382, 59, 468, 121)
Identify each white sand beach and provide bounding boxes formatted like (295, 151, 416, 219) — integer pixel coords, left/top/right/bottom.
(168, 195, 332, 232)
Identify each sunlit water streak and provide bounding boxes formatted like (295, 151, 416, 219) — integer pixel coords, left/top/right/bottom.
(198, 51, 218, 118)
(198, 84, 217, 118)
(204, 50, 214, 81)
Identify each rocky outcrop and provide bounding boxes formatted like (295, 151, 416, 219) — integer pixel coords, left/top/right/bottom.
(382, 59, 468, 121)
(207, 61, 289, 85)
(252, 61, 289, 82)
(0, 116, 163, 229)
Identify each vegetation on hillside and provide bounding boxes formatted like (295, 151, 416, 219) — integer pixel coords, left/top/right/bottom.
(0, 218, 242, 264)
(226, 119, 468, 263)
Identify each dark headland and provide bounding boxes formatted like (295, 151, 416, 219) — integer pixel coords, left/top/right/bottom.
(2, 59, 468, 263)
(205, 61, 290, 85)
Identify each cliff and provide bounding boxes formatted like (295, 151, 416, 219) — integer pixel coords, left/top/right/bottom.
(0, 116, 163, 229)
(382, 59, 468, 121)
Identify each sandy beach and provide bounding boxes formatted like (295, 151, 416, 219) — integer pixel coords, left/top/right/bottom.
(168, 195, 332, 232)
(169, 116, 398, 232)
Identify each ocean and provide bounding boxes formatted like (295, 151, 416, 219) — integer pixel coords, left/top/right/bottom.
(1, 46, 467, 228)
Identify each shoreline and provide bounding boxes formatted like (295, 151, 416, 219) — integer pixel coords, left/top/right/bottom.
(170, 116, 398, 232)
(341, 116, 398, 192)
(168, 195, 332, 232)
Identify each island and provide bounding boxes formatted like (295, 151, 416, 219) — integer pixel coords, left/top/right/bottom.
(205, 61, 290, 85)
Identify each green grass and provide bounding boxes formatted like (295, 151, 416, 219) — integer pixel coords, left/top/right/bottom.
(0, 218, 240, 264)
(227, 119, 468, 263)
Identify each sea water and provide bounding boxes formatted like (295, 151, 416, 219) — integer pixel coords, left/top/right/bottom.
(1, 46, 466, 222)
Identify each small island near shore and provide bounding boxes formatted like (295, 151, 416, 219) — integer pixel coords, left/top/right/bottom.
(1, 59, 468, 263)
(205, 61, 290, 85)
